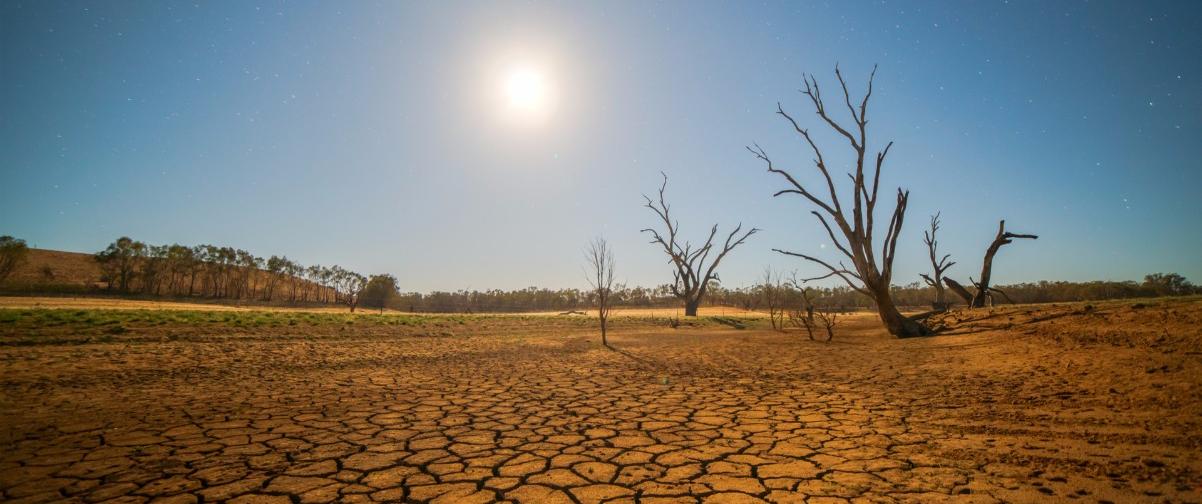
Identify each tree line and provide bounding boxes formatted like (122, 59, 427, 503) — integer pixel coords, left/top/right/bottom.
(723, 274, 1199, 312)
(90, 236, 372, 310)
(393, 285, 681, 314)
(0, 234, 1195, 314)
(387, 276, 1196, 314)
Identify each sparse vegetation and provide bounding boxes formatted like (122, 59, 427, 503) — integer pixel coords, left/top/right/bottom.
(788, 284, 818, 340)
(760, 267, 785, 331)
(815, 308, 839, 342)
(0, 306, 761, 346)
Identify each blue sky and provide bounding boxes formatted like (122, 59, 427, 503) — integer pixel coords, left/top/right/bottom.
(2, 1, 1199, 292)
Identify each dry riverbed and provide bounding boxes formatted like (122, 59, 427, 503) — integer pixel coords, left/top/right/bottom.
(1, 298, 1200, 503)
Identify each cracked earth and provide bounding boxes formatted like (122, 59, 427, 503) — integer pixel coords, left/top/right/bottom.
(2, 299, 1201, 503)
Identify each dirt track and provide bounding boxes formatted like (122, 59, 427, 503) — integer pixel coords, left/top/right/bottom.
(2, 299, 1200, 503)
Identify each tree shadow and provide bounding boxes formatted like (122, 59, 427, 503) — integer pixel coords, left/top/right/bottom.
(930, 326, 995, 336)
(920, 307, 1084, 337)
(606, 344, 657, 366)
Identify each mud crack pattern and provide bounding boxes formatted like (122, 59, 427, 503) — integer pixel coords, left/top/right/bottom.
(2, 305, 1201, 503)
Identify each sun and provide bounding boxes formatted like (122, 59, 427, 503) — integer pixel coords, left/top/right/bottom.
(501, 66, 554, 120)
(505, 69, 545, 108)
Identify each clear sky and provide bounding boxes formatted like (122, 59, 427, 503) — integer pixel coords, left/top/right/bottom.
(2, 1, 1200, 292)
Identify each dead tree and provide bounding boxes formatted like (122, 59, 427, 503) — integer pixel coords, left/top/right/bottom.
(815, 309, 838, 342)
(761, 267, 784, 331)
(971, 280, 1016, 305)
(787, 281, 818, 340)
(642, 172, 759, 316)
(943, 277, 975, 305)
(585, 237, 616, 347)
(749, 65, 929, 337)
(919, 213, 955, 310)
(969, 220, 1037, 307)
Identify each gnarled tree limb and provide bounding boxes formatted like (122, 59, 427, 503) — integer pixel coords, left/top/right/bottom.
(970, 220, 1037, 307)
(750, 65, 928, 337)
(921, 212, 955, 307)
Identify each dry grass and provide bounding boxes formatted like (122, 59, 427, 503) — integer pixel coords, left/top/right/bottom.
(2, 249, 100, 288)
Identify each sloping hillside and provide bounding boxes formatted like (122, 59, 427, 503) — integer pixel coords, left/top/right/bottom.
(1, 248, 101, 290)
(0, 248, 334, 305)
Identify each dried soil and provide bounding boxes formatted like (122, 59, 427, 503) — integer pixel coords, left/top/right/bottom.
(2, 298, 1200, 503)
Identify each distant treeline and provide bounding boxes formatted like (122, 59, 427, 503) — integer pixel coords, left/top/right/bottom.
(709, 273, 1199, 312)
(394, 286, 678, 313)
(90, 237, 365, 305)
(0, 235, 1197, 312)
(390, 274, 1198, 313)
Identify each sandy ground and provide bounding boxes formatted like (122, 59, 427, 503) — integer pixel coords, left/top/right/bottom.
(1, 298, 1200, 503)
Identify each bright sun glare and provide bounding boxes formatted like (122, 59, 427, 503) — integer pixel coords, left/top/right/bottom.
(503, 67, 551, 118)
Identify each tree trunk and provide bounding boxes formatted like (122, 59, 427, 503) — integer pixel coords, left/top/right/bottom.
(970, 221, 1037, 308)
(944, 277, 975, 304)
(971, 250, 1000, 308)
(875, 294, 929, 337)
(684, 299, 700, 317)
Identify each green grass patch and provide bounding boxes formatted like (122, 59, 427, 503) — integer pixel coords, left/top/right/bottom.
(0, 307, 494, 334)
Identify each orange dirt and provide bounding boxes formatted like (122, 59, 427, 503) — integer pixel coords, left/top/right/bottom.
(1, 298, 1200, 503)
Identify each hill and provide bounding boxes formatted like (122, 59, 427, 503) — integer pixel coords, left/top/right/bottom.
(1, 248, 102, 291)
(0, 248, 338, 307)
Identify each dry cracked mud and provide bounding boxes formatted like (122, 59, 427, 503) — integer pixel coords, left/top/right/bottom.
(2, 299, 1201, 503)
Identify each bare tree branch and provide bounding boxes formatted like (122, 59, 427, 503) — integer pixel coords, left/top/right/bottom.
(771, 248, 869, 297)
(922, 212, 955, 307)
(585, 237, 616, 347)
(753, 66, 928, 336)
(642, 173, 758, 316)
(968, 220, 1038, 307)
(748, 144, 842, 220)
